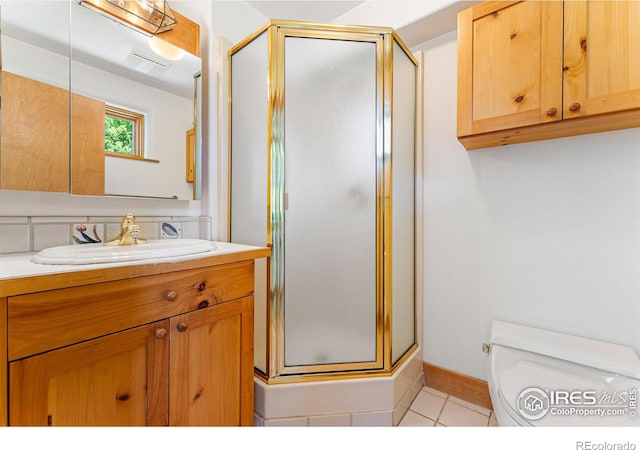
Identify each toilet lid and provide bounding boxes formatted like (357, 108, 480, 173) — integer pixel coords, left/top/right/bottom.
(498, 360, 639, 426)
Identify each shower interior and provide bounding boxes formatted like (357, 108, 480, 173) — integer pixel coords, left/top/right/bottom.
(229, 20, 420, 424)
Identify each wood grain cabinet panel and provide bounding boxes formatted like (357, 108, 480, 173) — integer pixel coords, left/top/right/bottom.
(157, 11, 200, 57)
(458, 1, 563, 136)
(458, 0, 640, 149)
(9, 321, 169, 426)
(8, 261, 254, 360)
(0, 72, 108, 194)
(0, 297, 6, 426)
(4, 260, 256, 427)
(170, 296, 254, 426)
(71, 93, 106, 195)
(0, 72, 70, 192)
(563, 1, 640, 119)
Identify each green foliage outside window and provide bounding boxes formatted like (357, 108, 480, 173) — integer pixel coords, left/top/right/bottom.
(105, 116, 134, 155)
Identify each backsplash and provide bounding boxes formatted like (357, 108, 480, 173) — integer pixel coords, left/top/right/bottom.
(0, 215, 212, 254)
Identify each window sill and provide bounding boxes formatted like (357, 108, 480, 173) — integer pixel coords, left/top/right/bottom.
(105, 153, 159, 163)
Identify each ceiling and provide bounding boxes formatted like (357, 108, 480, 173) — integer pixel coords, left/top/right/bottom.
(243, 1, 473, 48)
(246, 1, 364, 22)
(1, 1, 200, 98)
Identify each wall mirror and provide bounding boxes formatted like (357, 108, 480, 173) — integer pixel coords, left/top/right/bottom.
(0, 0, 202, 200)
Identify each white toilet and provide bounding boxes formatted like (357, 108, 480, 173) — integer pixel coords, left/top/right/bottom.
(486, 320, 640, 426)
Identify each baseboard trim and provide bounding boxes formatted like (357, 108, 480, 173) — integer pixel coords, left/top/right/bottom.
(423, 362, 493, 411)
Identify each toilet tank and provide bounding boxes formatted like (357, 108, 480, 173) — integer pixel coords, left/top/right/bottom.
(488, 320, 640, 380)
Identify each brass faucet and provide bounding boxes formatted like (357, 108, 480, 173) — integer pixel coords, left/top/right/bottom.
(105, 213, 146, 246)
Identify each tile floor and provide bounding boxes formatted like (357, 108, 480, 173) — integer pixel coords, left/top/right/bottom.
(398, 386, 499, 427)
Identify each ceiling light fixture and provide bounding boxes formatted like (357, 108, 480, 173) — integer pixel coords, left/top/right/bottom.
(148, 35, 185, 60)
(76, 0, 178, 35)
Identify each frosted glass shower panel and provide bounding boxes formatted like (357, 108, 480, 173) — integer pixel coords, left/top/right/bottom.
(230, 32, 269, 374)
(283, 37, 378, 367)
(391, 42, 416, 364)
(230, 32, 269, 247)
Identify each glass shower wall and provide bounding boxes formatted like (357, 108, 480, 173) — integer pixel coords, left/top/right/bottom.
(283, 36, 378, 367)
(229, 21, 417, 381)
(229, 30, 269, 373)
(391, 41, 416, 364)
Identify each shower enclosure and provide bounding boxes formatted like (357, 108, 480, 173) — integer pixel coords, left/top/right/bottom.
(229, 20, 417, 383)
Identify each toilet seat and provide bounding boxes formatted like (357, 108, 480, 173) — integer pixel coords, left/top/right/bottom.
(497, 359, 638, 426)
(487, 321, 640, 427)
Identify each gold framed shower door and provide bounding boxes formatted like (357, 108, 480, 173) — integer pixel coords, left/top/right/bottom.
(228, 20, 418, 383)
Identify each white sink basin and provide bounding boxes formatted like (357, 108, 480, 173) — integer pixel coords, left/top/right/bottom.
(32, 239, 218, 265)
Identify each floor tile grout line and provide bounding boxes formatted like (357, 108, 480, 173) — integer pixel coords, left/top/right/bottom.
(404, 388, 494, 427)
(434, 394, 449, 425)
(407, 406, 438, 424)
(408, 391, 450, 425)
(447, 395, 492, 417)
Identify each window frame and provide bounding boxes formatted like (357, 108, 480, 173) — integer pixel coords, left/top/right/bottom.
(104, 104, 145, 159)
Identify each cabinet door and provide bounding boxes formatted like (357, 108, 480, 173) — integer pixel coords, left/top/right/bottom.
(563, 1, 640, 119)
(71, 93, 105, 196)
(9, 321, 169, 426)
(170, 296, 254, 426)
(0, 72, 70, 192)
(457, 1, 563, 136)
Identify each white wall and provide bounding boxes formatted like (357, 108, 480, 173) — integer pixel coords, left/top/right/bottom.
(73, 60, 194, 200)
(203, 1, 267, 238)
(416, 31, 640, 380)
(335, 0, 457, 28)
(2, 36, 69, 89)
(212, 1, 267, 44)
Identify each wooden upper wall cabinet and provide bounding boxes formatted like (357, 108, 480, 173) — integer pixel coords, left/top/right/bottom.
(457, 1, 640, 150)
(563, 1, 640, 119)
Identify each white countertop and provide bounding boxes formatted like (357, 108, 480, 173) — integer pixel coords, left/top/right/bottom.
(0, 241, 266, 281)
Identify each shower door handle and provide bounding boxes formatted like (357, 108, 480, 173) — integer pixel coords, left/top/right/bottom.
(283, 192, 288, 210)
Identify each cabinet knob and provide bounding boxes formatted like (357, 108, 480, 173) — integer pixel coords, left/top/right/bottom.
(546, 107, 558, 116)
(177, 322, 188, 332)
(569, 102, 581, 112)
(165, 291, 178, 301)
(155, 328, 168, 339)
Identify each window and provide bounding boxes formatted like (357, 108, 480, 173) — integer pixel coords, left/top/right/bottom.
(105, 105, 145, 158)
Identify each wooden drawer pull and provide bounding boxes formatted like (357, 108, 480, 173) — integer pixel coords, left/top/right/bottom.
(165, 291, 178, 301)
(155, 328, 168, 339)
(177, 322, 188, 332)
(546, 107, 558, 116)
(569, 102, 581, 112)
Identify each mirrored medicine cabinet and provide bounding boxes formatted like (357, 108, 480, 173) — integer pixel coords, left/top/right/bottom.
(0, 0, 202, 200)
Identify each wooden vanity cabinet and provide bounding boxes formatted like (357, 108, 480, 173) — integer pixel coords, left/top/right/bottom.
(10, 321, 169, 426)
(169, 297, 253, 426)
(457, 0, 640, 149)
(4, 259, 257, 427)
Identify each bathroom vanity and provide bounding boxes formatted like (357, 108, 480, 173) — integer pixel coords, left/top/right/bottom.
(0, 242, 269, 426)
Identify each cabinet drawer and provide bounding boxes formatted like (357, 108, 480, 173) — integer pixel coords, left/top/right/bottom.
(8, 261, 254, 360)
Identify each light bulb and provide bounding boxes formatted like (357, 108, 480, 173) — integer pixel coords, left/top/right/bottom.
(148, 35, 184, 60)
